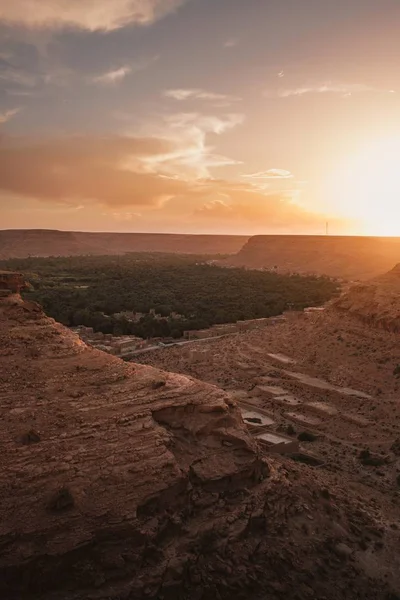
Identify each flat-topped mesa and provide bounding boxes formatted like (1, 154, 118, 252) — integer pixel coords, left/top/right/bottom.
(0, 270, 26, 295)
(227, 235, 400, 280)
(0, 292, 267, 598)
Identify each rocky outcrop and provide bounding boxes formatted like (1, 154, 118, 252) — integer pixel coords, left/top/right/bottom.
(227, 235, 400, 280)
(1, 291, 399, 599)
(333, 263, 400, 331)
(0, 292, 266, 596)
(0, 270, 26, 294)
(0, 229, 248, 259)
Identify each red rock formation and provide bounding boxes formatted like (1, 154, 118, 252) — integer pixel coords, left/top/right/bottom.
(0, 270, 26, 294)
(0, 291, 267, 598)
(0, 289, 399, 599)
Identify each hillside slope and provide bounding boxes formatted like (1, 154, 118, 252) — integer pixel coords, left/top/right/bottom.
(334, 263, 400, 331)
(227, 235, 400, 280)
(0, 273, 399, 599)
(0, 229, 248, 259)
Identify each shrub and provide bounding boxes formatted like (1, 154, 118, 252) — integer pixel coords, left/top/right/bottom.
(298, 431, 317, 442)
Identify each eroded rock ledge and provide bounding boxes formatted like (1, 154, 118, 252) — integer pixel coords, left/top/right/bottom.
(0, 291, 266, 598)
(0, 286, 399, 600)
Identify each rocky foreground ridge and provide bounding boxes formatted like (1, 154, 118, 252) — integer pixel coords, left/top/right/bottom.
(334, 264, 400, 332)
(1, 272, 399, 600)
(227, 235, 400, 280)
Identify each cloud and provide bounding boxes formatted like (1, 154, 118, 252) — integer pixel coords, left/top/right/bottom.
(0, 134, 188, 206)
(192, 183, 325, 231)
(108, 211, 142, 221)
(0, 107, 22, 123)
(165, 112, 244, 135)
(224, 39, 238, 48)
(0, 58, 38, 89)
(0, 0, 188, 31)
(91, 56, 158, 85)
(140, 112, 245, 179)
(163, 88, 241, 103)
(269, 83, 386, 98)
(91, 65, 131, 85)
(0, 132, 326, 234)
(6, 89, 41, 97)
(243, 169, 293, 180)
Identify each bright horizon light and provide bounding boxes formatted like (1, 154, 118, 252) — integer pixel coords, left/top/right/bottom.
(325, 136, 400, 236)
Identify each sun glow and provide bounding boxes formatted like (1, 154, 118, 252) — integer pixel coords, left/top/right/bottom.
(326, 136, 400, 236)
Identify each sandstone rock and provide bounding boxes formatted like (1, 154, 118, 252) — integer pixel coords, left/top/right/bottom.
(0, 292, 262, 597)
(0, 270, 26, 294)
(1, 290, 399, 600)
(334, 543, 354, 559)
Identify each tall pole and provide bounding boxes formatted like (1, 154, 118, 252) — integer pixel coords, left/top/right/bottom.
(326, 221, 329, 236)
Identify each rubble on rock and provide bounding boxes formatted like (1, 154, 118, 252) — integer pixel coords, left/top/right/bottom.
(1, 279, 399, 599)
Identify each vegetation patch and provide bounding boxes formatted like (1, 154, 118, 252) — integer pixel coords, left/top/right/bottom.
(0, 253, 338, 340)
(298, 431, 318, 442)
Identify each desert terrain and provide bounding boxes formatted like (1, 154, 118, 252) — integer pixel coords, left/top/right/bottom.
(226, 235, 400, 280)
(137, 308, 400, 496)
(136, 267, 400, 569)
(1, 270, 400, 599)
(334, 263, 400, 331)
(0, 229, 248, 259)
(4, 230, 400, 284)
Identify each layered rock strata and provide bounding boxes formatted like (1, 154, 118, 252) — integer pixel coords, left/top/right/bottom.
(0, 281, 399, 599)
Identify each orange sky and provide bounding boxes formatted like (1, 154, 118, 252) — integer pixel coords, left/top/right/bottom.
(1, 0, 400, 234)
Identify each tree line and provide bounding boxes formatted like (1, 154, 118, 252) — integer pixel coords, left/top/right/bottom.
(0, 253, 339, 339)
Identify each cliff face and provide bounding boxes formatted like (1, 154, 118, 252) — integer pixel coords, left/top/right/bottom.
(0, 229, 248, 259)
(1, 288, 399, 599)
(333, 263, 400, 331)
(228, 235, 400, 280)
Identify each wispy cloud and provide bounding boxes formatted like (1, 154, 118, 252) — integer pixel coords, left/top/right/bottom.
(6, 89, 41, 97)
(91, 56, 158, 85)
(0, 63, 37, 89)
(267, 82, 391, 98)
(91, 65, 132, 85)
(164, 88, 241, 103)
(0, 132, 325, 234)
(0, 0, 188, 31)
(0, 107, 22, 123)
(109, 211, 142, 222)
(142, 112, 245, 178)
(165, 112, 245, 135)
(224, 39, 238, 48)
(243, 169, 293, 180)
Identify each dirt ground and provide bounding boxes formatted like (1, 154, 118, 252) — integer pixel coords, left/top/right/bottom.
(136, 309, 400, 499)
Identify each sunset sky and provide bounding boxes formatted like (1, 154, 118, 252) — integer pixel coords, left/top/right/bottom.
(1, 0, 400, 235)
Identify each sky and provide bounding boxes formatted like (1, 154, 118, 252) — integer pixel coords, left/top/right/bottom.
(1, 0, 400, 235)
